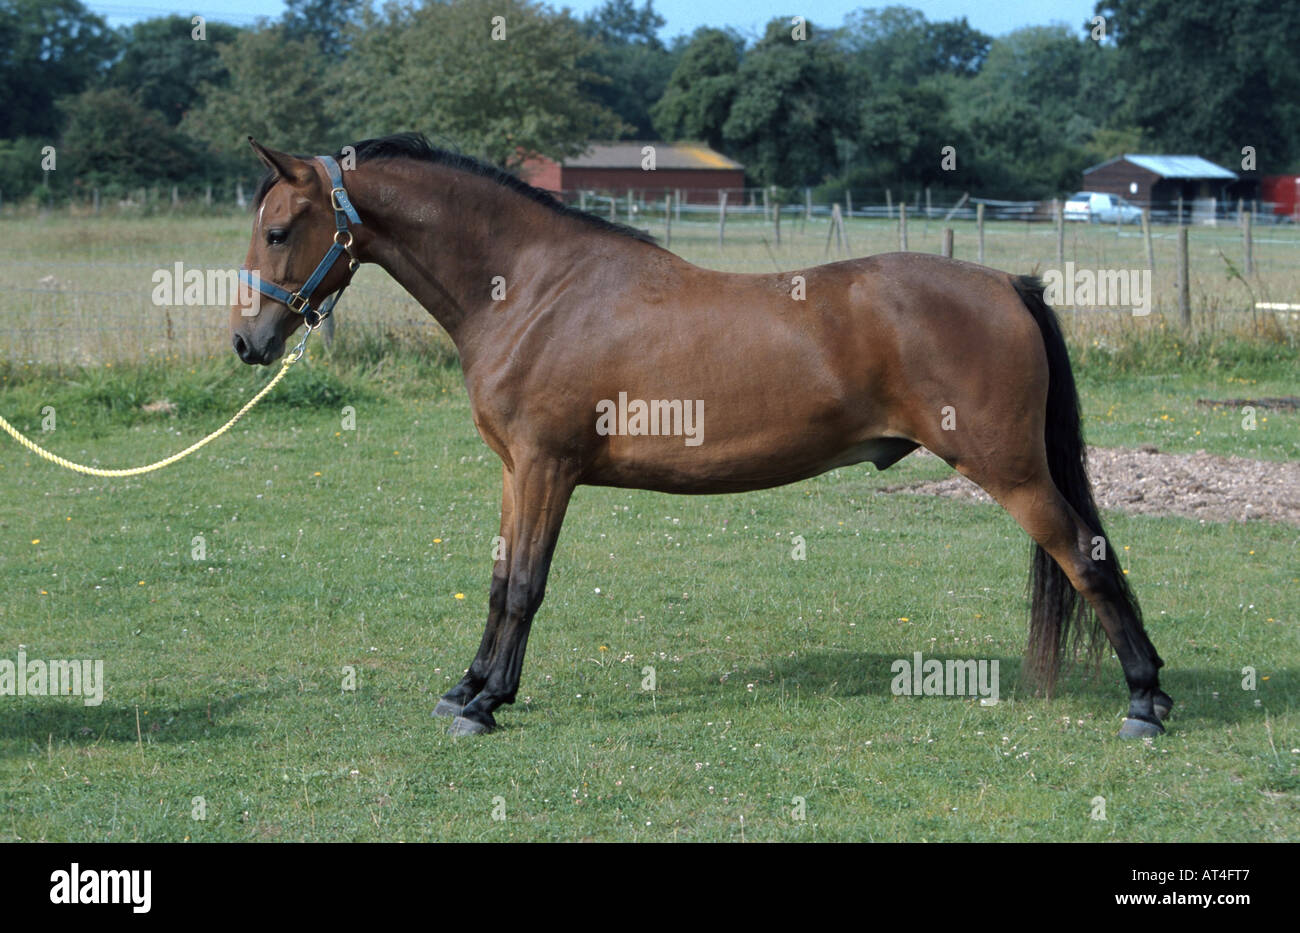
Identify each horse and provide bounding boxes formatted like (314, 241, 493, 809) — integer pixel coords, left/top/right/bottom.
(231, 133, 1172, 739)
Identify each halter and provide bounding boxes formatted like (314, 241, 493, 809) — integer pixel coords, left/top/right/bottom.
(239, 154, 362, 328)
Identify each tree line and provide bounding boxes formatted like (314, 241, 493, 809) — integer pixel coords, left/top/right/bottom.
(0, 0, 1296, 205)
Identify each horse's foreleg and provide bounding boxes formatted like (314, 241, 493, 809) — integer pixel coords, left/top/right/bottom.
(434, 468, 516, 718)
(448, 458, 575, 736)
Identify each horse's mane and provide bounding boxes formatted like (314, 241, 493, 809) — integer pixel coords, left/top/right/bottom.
(252, 132, 657, 244)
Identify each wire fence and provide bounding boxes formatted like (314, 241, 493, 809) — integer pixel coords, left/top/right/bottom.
(2, 194, 1297, 366)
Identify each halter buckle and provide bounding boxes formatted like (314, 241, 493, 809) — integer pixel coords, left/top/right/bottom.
(331, 187, 350, 213)
(286, 291, 311, 315)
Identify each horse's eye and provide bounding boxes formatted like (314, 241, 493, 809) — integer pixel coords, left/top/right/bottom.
(266, 228, 288, 246)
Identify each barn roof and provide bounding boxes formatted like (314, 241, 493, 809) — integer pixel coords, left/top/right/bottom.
(1085, 154, 1238, 180)
(563, 142, 744, 171)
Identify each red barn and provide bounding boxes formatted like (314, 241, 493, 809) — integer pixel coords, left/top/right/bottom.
(520, 141, 745, 204)
(1262, 175, 1300, 220)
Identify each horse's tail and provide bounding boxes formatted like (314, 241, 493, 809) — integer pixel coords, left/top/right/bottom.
(1011, 275, 1138, 693)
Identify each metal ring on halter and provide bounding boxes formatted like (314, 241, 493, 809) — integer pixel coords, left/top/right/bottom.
(286, 322, 316, 363)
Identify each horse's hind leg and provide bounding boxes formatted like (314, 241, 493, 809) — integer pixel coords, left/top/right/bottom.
(976, 469, 1169, 736)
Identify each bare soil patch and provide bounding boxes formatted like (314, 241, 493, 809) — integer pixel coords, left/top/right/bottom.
(879, 446, 1300, 526)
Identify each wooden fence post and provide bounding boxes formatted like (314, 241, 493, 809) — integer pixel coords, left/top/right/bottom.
(899, 201, 908, 251)
(1142, 208, 1154, 271)
(976, 202, 985, 264)
(1243, 208, 1254, 277)
(579, 190, 586, 211)
(845, 190, 853, 220)
(762, 185, 769, 223)
(1055, 198, 1064, 266)
(941, 227, 953, 258)
(941, 192, 968, 223)
(718, 190, 728, 246)
(825, 203, 847, 255)
(773, 198, 781, 246)
(1177, 225, 1190, 329)
(804, 187, 812, 222)
(885, 188, 893, 220)
(665, 193, 672, 248)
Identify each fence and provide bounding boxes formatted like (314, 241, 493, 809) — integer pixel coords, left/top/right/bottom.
(2, 189, 1297, 366)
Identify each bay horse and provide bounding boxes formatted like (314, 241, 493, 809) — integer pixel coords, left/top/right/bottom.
(232, 133, 1171, 738)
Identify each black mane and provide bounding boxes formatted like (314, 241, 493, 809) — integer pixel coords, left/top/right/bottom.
(252, 132, 657, 244)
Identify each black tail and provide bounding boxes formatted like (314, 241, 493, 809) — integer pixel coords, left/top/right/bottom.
(1011, 275, 1142, 693)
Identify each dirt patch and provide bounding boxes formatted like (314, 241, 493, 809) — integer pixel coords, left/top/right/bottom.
(1196, 397, 1300, 411)
(879, 446, 1300, 526)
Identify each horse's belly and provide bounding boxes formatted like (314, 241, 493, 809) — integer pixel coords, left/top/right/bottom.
(585, 434, 918, 494)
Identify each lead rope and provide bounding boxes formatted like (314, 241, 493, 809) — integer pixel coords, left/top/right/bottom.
(0, 326, 315, 478)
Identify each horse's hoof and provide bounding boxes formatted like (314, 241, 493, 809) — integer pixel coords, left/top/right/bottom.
(448, 712, 496, 736)
(432, 698, 464, 718)
(1118, 717, 1164, 739)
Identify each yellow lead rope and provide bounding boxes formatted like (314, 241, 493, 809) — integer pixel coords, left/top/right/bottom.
(0, 342, 306, 478)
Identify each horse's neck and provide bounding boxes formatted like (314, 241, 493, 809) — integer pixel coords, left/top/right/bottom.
(351, 163, 600, 348)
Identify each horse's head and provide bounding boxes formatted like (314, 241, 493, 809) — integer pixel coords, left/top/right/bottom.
(231, 139, 361, 365)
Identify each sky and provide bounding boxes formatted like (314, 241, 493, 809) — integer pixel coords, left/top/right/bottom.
(84, 1, 1102, 40)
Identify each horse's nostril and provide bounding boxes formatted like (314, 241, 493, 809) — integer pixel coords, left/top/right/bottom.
(232, 334, 249, 360)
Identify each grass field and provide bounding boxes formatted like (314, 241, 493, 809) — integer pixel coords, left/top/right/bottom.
(0, 212, 1296, 842)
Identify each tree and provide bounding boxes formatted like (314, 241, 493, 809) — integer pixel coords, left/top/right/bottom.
(583, 0, 664, 45)
(855, 81, 964, 188)
(650, 28, 743, 148)
(58, 87, 199, 188)
(0, 0, 117, 138)
(1099, 0, 1300, 169)
(333, 0, 623, 168)
(105, 16, 240, 126)
(721, 20, 856, 186)
(841, 6, 990, 87)
(181, 28, 339, 157)
(281, 0, 365, 56)
(579, 0, 676, 138)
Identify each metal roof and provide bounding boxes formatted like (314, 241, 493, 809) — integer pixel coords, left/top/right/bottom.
(1084, 154, 1238, 180)
(563, 142, 744, 171)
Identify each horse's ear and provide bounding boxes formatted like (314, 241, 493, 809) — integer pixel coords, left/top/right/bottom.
(247, 137, 316, 188)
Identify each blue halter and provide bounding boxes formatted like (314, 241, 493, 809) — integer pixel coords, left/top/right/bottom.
(239, 155, 362, 328)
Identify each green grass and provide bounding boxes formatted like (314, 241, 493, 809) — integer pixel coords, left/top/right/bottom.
(1, 355, 1296, 842)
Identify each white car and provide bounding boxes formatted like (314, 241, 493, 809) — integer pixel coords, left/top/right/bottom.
(1064, 191, 1143, 224)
